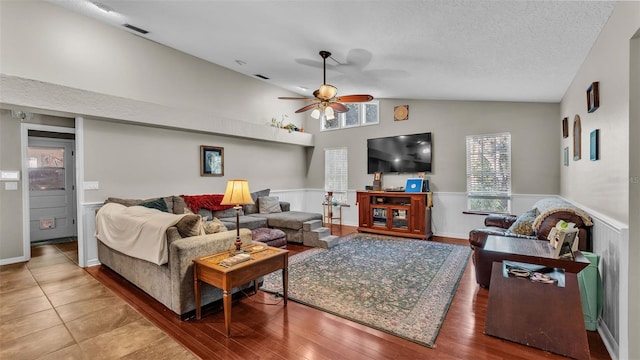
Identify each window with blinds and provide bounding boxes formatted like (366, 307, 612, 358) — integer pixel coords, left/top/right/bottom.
(465, 133, 511, 213)
(325, 147, 348, 203)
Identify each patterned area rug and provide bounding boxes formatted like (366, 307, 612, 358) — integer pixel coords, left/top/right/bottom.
(261, 233, 471, 348)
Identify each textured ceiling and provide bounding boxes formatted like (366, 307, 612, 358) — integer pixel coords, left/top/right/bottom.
(48, 0, 615, 102)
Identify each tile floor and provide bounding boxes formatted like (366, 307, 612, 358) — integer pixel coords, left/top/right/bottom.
(0, 242, 196, 360)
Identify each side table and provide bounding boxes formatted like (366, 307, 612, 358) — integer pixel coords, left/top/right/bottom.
(483, 235, 590, 360)
(193, 246, 289, 337)
(322, 202, 350, 234)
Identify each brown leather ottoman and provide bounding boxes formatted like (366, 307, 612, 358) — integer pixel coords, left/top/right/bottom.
(251, 228, 287, 249)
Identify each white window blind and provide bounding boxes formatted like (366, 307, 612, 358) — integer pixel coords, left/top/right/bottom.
(325, 147, 348, 202)
(466, 133, 511, 213)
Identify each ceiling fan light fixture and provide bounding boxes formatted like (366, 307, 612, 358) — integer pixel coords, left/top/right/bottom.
(317, 84, 338, 100)
(310, 108, 321, 119)
(324, 106, 335, 120)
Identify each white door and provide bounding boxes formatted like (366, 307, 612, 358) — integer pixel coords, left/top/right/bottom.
(28, 137, 76, 243)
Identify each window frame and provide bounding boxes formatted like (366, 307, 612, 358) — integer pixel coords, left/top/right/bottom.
(324, 147, 348, 203)
(321, 101, 379, 131)
(465, 132, 512, 214)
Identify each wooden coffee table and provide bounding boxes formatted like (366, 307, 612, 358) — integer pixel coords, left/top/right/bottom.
(193, 245, 289, 337)
(483, 235, 590, 360)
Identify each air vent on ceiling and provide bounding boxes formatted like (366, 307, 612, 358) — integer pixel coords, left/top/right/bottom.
(254, 74, 269, 80)
(123, 24, 149, 34)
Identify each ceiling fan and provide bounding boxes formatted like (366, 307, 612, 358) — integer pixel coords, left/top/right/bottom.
(279, 50, 374, 121)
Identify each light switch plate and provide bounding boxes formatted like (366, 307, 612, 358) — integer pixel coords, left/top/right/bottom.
(84, 181, 99, 190)
(0, 171, 20, 181)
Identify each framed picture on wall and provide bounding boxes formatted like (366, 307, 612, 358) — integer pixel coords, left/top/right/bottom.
(573, 115, 581, 161)
(590, 129, 600, 161)
(200, 146, 224, 176)
(587, 82, 600, 113)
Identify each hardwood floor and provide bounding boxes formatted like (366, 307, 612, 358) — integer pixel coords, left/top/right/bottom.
(86, 225, 611, 360)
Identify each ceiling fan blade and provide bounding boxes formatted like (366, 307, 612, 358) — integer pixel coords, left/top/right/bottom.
(328, 102, 349, 113)
(335, 94, 374, 102)
(278, 96, 315, 101)
(294, 103, 320, 113)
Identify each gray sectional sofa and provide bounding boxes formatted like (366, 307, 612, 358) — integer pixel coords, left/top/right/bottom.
(95, 190, 321, 319)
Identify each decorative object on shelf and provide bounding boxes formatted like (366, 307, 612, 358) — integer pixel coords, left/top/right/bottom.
(220, 179, 254, 254)
(373, 172, 382, 191)
(590, 129, 600, 161)
(563, 147, 569, 166)
(562, 117, 569, 138)
(200, 146, 224, 176)
(394, 105, 409, 121)
(405, 178, 424, 193)
(278, 50, 373, 121)
(587, 82, 599, 113)
(573, 115, 581, 161)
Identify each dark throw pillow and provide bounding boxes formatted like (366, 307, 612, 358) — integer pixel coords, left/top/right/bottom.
(138, 198, 169, 213)
(175, 214, 204, 238)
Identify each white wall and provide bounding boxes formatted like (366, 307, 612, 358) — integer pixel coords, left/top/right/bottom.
(560, 3, 640, 359)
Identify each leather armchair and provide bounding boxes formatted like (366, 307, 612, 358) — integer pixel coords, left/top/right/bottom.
(469, 210, 592, 288)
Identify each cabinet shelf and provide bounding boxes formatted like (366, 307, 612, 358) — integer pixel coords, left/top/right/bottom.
(356, 191, 432, 240)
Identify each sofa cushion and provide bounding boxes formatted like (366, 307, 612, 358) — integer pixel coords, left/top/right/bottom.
(203, 217, 228, 234)
(259, 196, 282, 214)
(172, 196, 188, 214)
(213, 207, 243, 218)
(507, 208, 539, 236)
(139, 198, 169, 213)
(175, 214, 204, 238)
(244, 189, 271, 214)
(252, 211, 322, 230)
(221, 215, 268, 230)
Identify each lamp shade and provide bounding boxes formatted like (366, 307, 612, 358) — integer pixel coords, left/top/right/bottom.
(324, 106, 335, 120)
(220, 179, 254, 206)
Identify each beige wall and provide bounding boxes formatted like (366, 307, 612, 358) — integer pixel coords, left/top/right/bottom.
(560, 3, 639, 359)
(0, 111, 24, 259)
(0, 110, 75, 260)
(83, 118, 308, 203)
(0, 0, 306, 130)
(628, 29, 639, 360)
(560, 2, 639, 224)
(307, 99, 560, 195)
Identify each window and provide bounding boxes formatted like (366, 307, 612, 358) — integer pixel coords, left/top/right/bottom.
(466, 133, 511, 213)
(324, 147, 348, 203)
(321, 101, 379, 131)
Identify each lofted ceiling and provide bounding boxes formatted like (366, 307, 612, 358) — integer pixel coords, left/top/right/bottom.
(48, 0, 615, 103)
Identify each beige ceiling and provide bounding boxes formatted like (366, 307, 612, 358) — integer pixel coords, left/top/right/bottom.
(48, 0, 615, 103)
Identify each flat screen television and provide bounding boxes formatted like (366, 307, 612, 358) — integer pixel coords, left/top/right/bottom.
(367, 132, 432, 174)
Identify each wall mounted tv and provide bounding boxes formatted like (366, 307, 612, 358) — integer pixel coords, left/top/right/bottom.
(367, 132, 432, 174)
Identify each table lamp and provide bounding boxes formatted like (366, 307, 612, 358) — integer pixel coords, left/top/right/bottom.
(220, 179, 254, 253)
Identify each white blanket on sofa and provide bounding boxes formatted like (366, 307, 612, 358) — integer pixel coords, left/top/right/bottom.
(95, 203, 186, 265)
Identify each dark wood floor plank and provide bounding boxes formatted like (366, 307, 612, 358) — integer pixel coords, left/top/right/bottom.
(86, 226, 611, 360)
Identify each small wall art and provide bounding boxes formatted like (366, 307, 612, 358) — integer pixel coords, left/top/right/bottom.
(573, 115, 581, 161)
(587, 82, 599, 113)
(200, 145, 224, 176)
(590, 129, 600, 161)
(562, 117, 569, 138)
(394, 105, 409, 121)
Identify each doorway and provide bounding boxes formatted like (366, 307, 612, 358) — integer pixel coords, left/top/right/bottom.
(28, 135, 77, 245)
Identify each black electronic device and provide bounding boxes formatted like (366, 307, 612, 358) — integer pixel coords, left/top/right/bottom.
(367, 132, 432, 174)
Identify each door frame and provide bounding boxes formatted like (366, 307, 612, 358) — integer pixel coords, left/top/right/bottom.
(21, 119, 86, 266)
